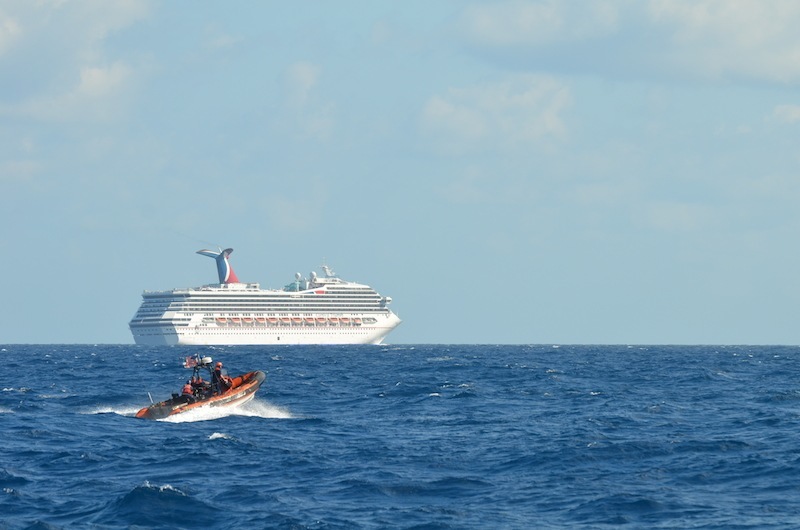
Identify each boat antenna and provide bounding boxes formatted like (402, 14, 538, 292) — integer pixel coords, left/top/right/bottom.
(321, 259, 336, 278)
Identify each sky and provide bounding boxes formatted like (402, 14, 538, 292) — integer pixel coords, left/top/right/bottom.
(2, 0, 800, 345)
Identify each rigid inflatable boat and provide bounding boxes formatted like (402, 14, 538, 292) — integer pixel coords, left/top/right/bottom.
(136, 355, 266, 420)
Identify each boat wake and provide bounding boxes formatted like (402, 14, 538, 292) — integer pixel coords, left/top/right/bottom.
(85, 406, 143, 417)
(161, 399, 292, 423)
(231, 398, 293, 419)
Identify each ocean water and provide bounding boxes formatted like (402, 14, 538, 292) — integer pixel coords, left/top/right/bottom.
(2, 344, 800, 529)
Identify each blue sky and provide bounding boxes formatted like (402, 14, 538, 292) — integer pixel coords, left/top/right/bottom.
(3, 0, 800, 344)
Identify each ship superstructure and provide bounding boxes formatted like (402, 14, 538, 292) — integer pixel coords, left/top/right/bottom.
(129, 248, 401, 345)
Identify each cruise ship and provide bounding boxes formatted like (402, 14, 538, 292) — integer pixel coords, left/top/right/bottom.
(129, 248, 401, 345)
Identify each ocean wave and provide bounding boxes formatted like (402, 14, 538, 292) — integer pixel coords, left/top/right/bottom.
(568, 493, 674, 526)
(4, 344, 800, 529)
(90, 481, 219, 528)
(0, 469, 30, 488)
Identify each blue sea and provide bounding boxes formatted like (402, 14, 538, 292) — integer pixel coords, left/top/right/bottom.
(2, 344, 800, 529)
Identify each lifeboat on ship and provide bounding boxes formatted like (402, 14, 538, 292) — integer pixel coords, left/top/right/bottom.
(135, 354, 266, 420)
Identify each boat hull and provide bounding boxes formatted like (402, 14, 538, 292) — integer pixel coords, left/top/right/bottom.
(135, 371, 266, 420)
(131, 313, 401, 346)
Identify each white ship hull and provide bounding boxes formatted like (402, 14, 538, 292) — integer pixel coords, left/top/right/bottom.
(131, 312, 401, 346)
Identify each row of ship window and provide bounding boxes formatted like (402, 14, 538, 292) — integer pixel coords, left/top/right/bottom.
(133, 329, 373, 335)
(144, 292, 380, 301)
(141, 304, 382, 309)
(137, 305, 379, 314)
(148, 307, 385, 314)
(140, 299, 384, 305)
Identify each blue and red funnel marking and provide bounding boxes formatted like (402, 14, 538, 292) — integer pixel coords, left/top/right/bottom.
(197, 248, 240, 284)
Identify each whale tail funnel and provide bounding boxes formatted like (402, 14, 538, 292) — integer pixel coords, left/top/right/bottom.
(197, 248, 240, 284)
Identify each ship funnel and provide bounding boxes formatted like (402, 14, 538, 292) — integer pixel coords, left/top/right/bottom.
(196, 248, 240, 284)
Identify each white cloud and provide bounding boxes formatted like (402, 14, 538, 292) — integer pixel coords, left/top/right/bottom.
(0, 159, 41, 183)
(641, 201, 714, 233)
(458, 0, 800, 84)
(421, 75, 571, 154)
(731, 173, 800, 202)
(649, 0, 800, 82)
(4, 61, 133, 122)
(0, 9, 21, 56)
(77, 63, 131, 98)
(285, 61, 320, 108)
(0, 2, 148, 121)
(207, 32, 242, 50)
(772, 104, 800, 124)
(265, 189, 327, 232)
(2, 0, 149, 59)
(460, 0, 620, 47)
(282, 62, 334, 140)
(64, 0, 150, 50)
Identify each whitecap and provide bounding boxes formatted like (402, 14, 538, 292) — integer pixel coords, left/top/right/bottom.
(208, 432, 233, 440)
(37, 393, 71, 400)
(141, 480, 185, 494)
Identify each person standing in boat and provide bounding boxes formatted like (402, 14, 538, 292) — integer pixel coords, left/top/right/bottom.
(212, 362, 231, 394)
(181, 380, 195, 403)
(191, 375, 209, 398)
